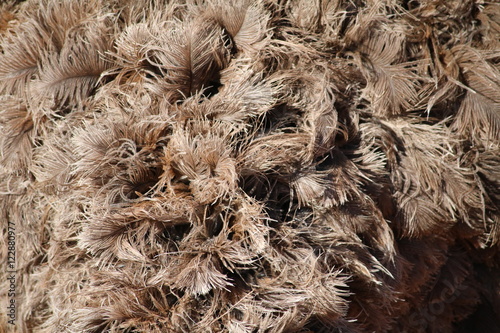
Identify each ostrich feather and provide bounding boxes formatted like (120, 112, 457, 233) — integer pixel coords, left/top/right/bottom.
(0, 2, 17, 34)
(349, 20, 420, 117)
(0, 0, 105, 98)
(450, 46, 500, 141)
(0, 23, 49, 97)
(143, 16, 231, 102)
(0, 97, 34, 170)
(33, 27, 113, 109)
(1, 0, 499, 332)
(210, 0, 270, 54)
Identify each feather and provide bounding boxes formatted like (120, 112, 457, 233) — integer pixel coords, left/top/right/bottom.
(239, 132, 312, 177)
(0, 97, 34, 170)
(31, 0, 105, 51)
(110, 22, 152, 73)
(0, 23, 49, 97)
(106, 6, 180, 86)
(279, 71, 339, 157)
(454, 91, 500, 142)
(167, 127, 238, 204)
(211, 1, 270, 54)
(0, 2, 17, 34)
(31, 133, 75, 191)
(2, 1, 500, 332)
(72, 120, 168, 205)
(0, 0, 106, 98)
(143, 16, 230, 102)
(475, 3, 500, 49)
(450, 45, 500, 141)
(353, 24, 420, 116)
(202, 60, 278, 123)
(172, 254, 233, 295)
(33, 27, 113, 109)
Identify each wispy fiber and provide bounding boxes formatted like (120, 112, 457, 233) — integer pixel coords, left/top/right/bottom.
(1, 0, 499, 332)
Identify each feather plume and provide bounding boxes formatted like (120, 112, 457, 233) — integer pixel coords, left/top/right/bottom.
(450, 45, 500, 141)
(143, 16, 230, 102)
(202, 60, 278, 123)
(0, 97, 34, 170)
(0, 23, 49, 97)
(210, 1, 270, 54)
(0, 2, 17, 34)
(350, 21, 421, 117)
(167, 127, 238, 204)
(72, 119, 169, 205)
(31, 132, 75, 192)
(33, 27, 113, 109)
(2, 1, 500, 332)
(172, 254, 233, 295)
(0, 0, 106, 98)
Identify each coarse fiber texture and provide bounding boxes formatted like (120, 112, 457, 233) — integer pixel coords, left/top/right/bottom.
(1, 0, 499, 332)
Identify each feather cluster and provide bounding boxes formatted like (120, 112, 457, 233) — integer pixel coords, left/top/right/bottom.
(1, 0, 499, 332)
